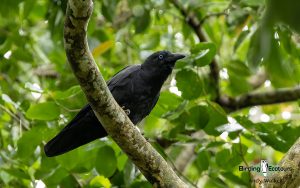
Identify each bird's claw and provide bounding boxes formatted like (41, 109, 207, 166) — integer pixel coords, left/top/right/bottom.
(124, 109, 130, 115)
(121, 106, 130, 115)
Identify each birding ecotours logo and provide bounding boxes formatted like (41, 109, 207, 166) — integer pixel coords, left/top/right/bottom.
(239, 159, 293, 185)
(261, 160, 268, 177)
(239, 159, 292, 177)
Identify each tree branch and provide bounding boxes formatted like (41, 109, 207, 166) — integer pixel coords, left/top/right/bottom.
(63, 0, 187, 187)
(218, 86, 300, 111)
(170, 0, 220, 100)
(33, 65, 59, 78)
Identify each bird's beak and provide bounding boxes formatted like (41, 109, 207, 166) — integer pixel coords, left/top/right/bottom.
(168, 53, 186, 63)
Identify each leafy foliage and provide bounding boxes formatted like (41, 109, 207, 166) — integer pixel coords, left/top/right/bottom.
(1, 0, 300, 187)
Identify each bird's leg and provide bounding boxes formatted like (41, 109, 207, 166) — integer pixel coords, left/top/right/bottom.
(121, 106, 130, 115)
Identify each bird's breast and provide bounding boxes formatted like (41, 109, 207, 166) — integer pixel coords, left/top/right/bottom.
(126, 80, 159, 124)
(110, 71, 162, 124)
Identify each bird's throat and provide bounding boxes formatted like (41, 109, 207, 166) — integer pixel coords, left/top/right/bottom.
(141, 67, 172, 93)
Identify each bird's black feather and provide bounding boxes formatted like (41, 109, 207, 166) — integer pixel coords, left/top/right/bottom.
(44, 51, 185, 157)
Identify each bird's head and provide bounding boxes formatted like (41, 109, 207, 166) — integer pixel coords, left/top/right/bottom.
(142, 51, 185, 71)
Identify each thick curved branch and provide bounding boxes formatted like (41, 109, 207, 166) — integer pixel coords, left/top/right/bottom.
(63, 0, 187, 187)
(218, 86, 300, 111)
(170, 0, 220, 100)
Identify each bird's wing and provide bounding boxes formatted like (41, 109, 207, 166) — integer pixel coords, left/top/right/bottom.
(148, 93, 160, 115)
(44, 64, 141, 157)
(107, 64, 141, 90)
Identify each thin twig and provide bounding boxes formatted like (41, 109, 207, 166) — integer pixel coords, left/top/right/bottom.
(0, 104, 29, 130)
(200, 12, 228, 25)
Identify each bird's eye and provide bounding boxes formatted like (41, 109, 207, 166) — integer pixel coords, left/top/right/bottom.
(158, 55, 164, 60)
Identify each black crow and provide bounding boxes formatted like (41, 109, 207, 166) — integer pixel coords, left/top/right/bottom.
(44, 51, 185, 157)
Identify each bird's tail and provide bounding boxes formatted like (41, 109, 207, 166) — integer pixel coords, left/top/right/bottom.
(44, 105, 107, 157)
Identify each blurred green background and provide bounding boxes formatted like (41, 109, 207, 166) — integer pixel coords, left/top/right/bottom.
(1, 0, 300, 187)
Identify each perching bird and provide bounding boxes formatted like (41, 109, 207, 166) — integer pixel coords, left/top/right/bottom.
(44, 51, 185, 157)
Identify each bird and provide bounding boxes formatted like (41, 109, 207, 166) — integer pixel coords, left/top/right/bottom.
(44, 51, 185, 157)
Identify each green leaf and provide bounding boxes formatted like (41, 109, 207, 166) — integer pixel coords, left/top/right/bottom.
(74, 142, 105, 172)
(206, 141, 226, 148)
(279, 126, 300, 149)
(101, 0, 119, 22)
(130, 181, 152, 188)
(25, 102, 60, 120)
(236, 116, 300, 152)
(110, 171, 124, 186)
(182, 22, 193, 39)
(191, 42, 216, 67)
(176, 69, 203, 100)
(228, 73, 251, 95)
(2, 168, 30, 180)
(204, 102, 228, 136)
(241, 172, 251, 185)
(186, 105, 209, 130)
(60, 175, 80, 188)
(23, 0, 36, 18)
(14, 48, 34, 62)
(35, 154, 59, 179)
(221, 172, 248, 186)
(117, 154, 128, 171)
(134, 9, 151, 34)
(257, 132, 289, 153)
(0, 0, 22, 16)
(215, 146, 242, 170)
(95, 146, 117, 177)
(240, 0, 264, 7)
(158, 92, 183, 110)
(226, 60, 251, 77)
(247, 26, 272, 69)
(277, 28, 292, 54)
(17, 124, 47, 159)
(52, 85, 81, 100)
(90, 175, 111, 188)
(232, 143, 248, 157)
(234, 30, 250, 51)
(266, 0, 300, 33)
(195, 151, 209, 173)
(226, 8, 249, 28)
(204, 177, 228, 188)
(55, 149, 81, 171)
(43, 167, 69, 186)
(152, 91, 183, 117)
(263, 34, 296, 87)
(215, 149, 231, 169)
